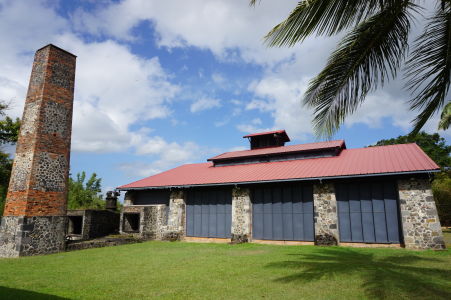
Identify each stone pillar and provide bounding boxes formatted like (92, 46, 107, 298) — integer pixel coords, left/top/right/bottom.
(0, 44, 76, 257)
(231, 187, 252, 243)
(313, 183, 339, 246)
(398, 179, 445, 250)
(163, 190, 186, 241)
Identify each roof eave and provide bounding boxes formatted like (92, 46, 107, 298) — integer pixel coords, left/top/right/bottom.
(117, 168, 440, 191)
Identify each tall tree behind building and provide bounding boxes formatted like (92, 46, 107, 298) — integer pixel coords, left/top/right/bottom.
(68, 171, 105, 209)
(0, 102, 20, 214)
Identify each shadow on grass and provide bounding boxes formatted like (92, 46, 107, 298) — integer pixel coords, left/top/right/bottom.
(0, 286, 70, 300)
(266, 248, 451, 299)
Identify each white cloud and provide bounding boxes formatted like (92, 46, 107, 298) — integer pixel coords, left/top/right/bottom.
(236, 123, 271, 135)
(0, 0, 182, 154)
(72, 0, 299, 65)
(212, 72, 225, 84)
(190, 97, 221, 113)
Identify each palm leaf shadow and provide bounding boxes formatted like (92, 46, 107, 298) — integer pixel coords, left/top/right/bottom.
(266, 248, 451, 299)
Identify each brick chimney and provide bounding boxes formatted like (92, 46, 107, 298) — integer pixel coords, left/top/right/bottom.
(0, 44, 76, 257)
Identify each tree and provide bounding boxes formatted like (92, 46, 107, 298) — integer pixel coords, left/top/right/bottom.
(0, 102, 20, 215)
(68, 171, 105, 210)
(0, 151, 13, 214)
(373, 132, 451, 226)
(439, 102, 451, 130)
(373, 131, 451, 167)
(0, 116, 20, 145)
(251, 0, 451, 138)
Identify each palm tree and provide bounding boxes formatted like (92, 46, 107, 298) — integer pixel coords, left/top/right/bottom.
(251, 0, 451, 138)
(439, 102, 451, 130)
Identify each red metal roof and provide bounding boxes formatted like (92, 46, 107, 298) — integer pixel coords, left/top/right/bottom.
(118, 143, 439, 189)
(208, 140, 345, 161)
(243, 129, 288, 138)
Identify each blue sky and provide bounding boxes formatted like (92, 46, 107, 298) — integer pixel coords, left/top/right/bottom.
(0, 0, 449, 194)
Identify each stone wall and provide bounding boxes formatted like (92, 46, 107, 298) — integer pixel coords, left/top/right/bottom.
(0, 216, 66, 257)
(162, 190, 186, 241)
(231, 187, 251, 243)
(120, 205, 167, 240)
(67, 210, 120, 240)
(398, 178, 445, 250)
(313, 183, 339, 246)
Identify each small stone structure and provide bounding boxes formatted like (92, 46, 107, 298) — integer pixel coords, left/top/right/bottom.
(120, 205, 167, 240)
(67, 209, 120, 240)
(313, 183, 339, 246)
(231, 187, 251, 243)
(398, 178, 445, 250)
(0, 44, 76, 257)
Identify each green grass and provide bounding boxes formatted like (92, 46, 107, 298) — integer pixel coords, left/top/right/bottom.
(1, 234, 451, 300)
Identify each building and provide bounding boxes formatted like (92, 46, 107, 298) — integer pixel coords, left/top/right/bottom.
(0, 44, 76, 257)
(117, 130, 445, 250)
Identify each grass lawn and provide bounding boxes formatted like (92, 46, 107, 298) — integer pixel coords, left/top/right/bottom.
(1, 233, 450, 300)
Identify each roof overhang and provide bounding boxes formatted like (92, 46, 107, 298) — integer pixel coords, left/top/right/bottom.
(117, 169, 439, 191)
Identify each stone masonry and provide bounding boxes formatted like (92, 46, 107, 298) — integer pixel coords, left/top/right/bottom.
(67, 210, 120, 240)
(162, 190, 186, 241)
(0, 44, 76, 257)
(398, 178, 445, 250)
(231, 187, 251, 243)
(313, 183, 339, 246)
(120, 205, 167, 240)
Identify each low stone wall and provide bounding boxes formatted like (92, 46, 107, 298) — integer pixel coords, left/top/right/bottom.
(398, 179, 445, 250)
(120, 205, 167, 240)
(83, 210, 120, 239)
(313, 183, 339, 246)
(231, 187, 251, 243)
(0, 216, 66, 257)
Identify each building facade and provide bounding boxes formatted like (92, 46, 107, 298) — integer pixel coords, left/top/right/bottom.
(118, 130, 445, 250)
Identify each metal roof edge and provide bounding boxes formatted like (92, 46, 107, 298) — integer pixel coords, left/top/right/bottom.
(207, 144, 344, 162)
(116, 169, 440, 191)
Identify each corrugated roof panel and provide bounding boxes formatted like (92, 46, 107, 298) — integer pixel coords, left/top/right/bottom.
(208, 140, 345, 161)
(119, 143, 439, 189)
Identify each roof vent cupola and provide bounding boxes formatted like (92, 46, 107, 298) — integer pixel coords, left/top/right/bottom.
(244, 130, 290, 150)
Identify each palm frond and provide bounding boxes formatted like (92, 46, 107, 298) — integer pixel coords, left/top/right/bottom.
(264, 0, 383, 47)
(304, 2, 416, 138)
(405, 4, 451, 134)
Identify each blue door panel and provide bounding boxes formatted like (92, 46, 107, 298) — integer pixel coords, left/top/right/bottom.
(336, 181, 401, 244)
(186, 188, 232, 238)
(362, 212, 376, 243)
(252, 184, 314, 241)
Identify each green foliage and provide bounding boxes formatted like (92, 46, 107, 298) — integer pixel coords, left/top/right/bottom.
(0, 101, 19, 215)
(439, 102, 451, 130)
(0, 116, 20, 145)
(432, 170, 451, 226)
(68, 172, 105, 210)
(0, 152, 13, 215)
(253, 0, 451, 137)
(304, 1, 415, 138)
(373, 131, 451, 167)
